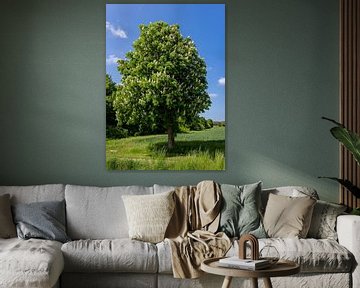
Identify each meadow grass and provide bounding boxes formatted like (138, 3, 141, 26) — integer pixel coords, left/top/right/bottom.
(106, 126, 225, 170)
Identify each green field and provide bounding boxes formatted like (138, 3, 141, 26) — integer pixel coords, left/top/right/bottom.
(106, 126, 225, 170)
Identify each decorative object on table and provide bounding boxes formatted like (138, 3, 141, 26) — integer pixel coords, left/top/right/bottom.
(238, 233, 259, 260)
(259, 245, 280, 265)
(319, 117, 360, 211)
(218, 257, 271, 270)
(237, 234, 278, 268)
(215, 233, 272, 271)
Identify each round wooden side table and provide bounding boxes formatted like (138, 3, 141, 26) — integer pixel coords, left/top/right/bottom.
(201, 257, 300, 288)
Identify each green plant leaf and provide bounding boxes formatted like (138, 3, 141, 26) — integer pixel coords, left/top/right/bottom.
(351, 208, 360, 215)
(330, 127, 360, 165)
(318, 177, 360, 198)
(322, 117, 360, 165)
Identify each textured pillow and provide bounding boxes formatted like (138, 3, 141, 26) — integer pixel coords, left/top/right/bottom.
(218, 182, 266, 238)
(263, 193, 316, 238)
(12, 200, 70, 243)
(0, 194, 16, 238)
(122, 191, 175, 243)
(307, 200, 347, 240)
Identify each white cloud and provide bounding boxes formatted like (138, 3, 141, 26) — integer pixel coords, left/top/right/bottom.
(218, 77, 225, 86)
(209, 93, 218, 98)
(106, 21, 127, 38)
(106, 54, 121, 65)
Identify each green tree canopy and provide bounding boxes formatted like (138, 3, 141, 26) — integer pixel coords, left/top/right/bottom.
(106, 74, 117, 127)
(114, 21, 211, 148)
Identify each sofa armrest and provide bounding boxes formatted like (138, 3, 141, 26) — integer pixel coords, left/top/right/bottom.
(337, 215, 360, 288)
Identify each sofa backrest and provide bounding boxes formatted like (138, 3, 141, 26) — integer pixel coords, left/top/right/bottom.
(0, 184, 65, 204)
(153, 184, 176, 194)
(65, 184, 153, 240)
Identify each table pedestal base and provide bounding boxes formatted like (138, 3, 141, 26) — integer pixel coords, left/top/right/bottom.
(221, 276, 273, 288)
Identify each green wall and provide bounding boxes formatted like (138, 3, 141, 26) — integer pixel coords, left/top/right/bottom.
(0, 0, 340, 202)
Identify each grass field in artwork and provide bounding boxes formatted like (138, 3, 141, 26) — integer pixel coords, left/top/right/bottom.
(106, 126, 225, 170)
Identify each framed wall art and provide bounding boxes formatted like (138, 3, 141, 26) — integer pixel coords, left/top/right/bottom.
(106, 4, 225, 170)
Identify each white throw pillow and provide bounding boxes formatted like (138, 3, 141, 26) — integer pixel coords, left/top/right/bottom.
(122, 191, 175, 243)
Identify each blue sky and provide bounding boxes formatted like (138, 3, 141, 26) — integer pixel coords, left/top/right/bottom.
(106, 4, 225, 121)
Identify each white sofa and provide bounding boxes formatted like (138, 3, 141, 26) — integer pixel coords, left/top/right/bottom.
(0, 184, 358, 288)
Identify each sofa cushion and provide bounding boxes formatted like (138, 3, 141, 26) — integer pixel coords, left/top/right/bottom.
(218, 182, 266, 238)
(158, 237, 353, 274)
(261, 186, 319, 213)
(307, 200, 347, 240)
(0, 194, 16, 238)
(122, 191, 175, 243)
(234, 238, 353, 273)
(156, 240, 173, 274)
(260, 238, 353, 273)
(0, 238, 64, 288)
(12, 200, 70, 243)
(65, 185, 153, 239)
(61, 239, 158, 273)
(263, 194, 316, 238)
(0, 184, 65, 204)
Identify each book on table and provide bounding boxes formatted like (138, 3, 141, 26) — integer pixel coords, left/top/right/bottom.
(218, 257, 271, 270)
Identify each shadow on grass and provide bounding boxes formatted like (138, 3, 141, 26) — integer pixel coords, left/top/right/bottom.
(149, 140, 225, 157)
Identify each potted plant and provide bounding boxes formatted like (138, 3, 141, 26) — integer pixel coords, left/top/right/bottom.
(320, 117, 360, 215)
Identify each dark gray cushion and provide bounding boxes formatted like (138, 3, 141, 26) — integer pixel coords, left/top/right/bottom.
(218, 182, 266, 238)
(0, 194, 16, 238)
(12, 200, 70, 243)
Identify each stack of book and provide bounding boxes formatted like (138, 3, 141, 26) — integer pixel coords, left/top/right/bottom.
(218, 257, 271, 270)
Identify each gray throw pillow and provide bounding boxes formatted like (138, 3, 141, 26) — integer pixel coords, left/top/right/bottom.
(218, 182, 266, 238)
(12, 200, 70, 243)
(0, 194, 17, 238)
(307, 200, 347, 240)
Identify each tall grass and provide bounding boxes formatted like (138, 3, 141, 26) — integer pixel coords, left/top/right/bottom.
(106, 126, 225, 170)
(106, 150, 224, 170)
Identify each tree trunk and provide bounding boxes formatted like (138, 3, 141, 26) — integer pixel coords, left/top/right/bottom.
(167, 125, 175, 149)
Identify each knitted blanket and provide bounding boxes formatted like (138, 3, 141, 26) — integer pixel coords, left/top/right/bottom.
(165, 180, 231, 278)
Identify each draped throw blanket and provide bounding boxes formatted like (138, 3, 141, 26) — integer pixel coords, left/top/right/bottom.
(165, 180, 231, 278)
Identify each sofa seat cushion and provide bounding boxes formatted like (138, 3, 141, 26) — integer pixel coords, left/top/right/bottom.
(157, 238, 353, 274)
(61, 239, 158, 273)
(0, 238, 64, 288)
(232, 238, 353, 273)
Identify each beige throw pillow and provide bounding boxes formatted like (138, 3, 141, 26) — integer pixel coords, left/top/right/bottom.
(263, 193, 316, 238)
(122, 191, 175, 243)
(0, 194, 17, 238)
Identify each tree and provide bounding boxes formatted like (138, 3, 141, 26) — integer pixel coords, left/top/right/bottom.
(114, 21, 211, 148)
(106, 74, 117, 128)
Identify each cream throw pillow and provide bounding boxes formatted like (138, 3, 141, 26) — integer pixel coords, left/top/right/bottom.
(263, 193, 316, 238)
(122, 191, 175, 243)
